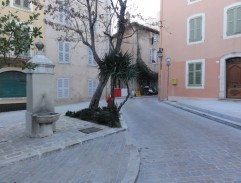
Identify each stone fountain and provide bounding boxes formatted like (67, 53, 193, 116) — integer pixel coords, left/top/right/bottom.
(25, 42, 60, 138)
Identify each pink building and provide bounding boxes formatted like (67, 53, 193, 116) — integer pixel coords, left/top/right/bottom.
(159, 0, 241, 100)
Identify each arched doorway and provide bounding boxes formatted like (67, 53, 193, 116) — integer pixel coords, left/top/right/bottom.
(0, 71, 26, 98)
(226, 57, 241, 98)
(219, 52, 241, 99)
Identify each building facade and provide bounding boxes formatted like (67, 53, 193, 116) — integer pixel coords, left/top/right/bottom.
(44, 0, 110, 105)
(160, 0, 241, 100)
(121, 22, 160, 93)
(0, 0, 110, 107)
(0, 0, 45, 105)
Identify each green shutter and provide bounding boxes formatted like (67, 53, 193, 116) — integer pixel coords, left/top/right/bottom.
(195, 63, 202, 85)
(236, 6, 241, 34)
(227, 8, 235, 35)
(195, 16, 202, 41)
(188, 62, 202, 86)
(189, 16, 202, 42)
(0, 71, 26, 98)
(189, 19, 195, 42)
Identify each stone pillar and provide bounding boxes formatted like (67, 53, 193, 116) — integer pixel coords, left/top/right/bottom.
(25, 42, 58, 138)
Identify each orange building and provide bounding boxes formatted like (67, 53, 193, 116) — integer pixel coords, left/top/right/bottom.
(159, 0, 241, 100)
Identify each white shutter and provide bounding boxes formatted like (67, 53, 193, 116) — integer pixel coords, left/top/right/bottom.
(64, 42, 70, 63)
(93, 80, 97, 94)
(57, 79, 63, 98)
(88, 49, 93, 65)
(59, 3, 64, 23)
(155, 49, 159, 63)
(58, 42, 64, 63)
(23, 0, 29, 8)
(63, 79, 69, 98)
(14, 0, 21, 5)
(149, 48, 153, 63)
(88, 80, 92, 96)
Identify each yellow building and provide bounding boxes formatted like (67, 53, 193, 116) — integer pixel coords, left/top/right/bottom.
(0, 0, 45, 110)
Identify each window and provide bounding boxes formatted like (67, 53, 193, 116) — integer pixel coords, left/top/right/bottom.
(149, 48, 159, 64)
(58, 41, 70, 63)
(150, 32, 158, 44)
(187, 0, 202, 5)
(57, 78, 69, 99)
(186, 59, 205, 88)
(59, 1, 68, 25)
(88, 79, 97, 97)
(10, 24, 32, 57)
(88, 48, 97, 66)
(187, 13, 205, 45)
(13, 0, 30, 9)
(224, 3, 241, 39)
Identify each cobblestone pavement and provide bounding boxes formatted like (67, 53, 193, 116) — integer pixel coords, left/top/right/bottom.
(122, 97, 241, 183)
(0, 132, 131, 183)
(0, 100, 140, 183)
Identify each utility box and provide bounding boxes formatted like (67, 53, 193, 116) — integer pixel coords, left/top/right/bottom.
(171, 77, 177, 85)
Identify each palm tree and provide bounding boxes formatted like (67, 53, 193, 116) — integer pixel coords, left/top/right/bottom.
(99, 49, 138, 112)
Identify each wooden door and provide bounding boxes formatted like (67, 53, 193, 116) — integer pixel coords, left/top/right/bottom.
(226, 57, 241, 98)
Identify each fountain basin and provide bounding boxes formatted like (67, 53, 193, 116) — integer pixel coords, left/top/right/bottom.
(32, 112, 60, 124)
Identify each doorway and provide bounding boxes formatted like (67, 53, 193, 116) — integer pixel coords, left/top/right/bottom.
(226, 57, 241, 98)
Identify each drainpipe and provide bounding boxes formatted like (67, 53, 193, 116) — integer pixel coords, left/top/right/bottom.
(158, 0, 164, 101)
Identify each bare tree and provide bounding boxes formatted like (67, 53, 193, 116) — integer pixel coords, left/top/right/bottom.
(33, 0, 160, 109)
(35, 0, 132, 108)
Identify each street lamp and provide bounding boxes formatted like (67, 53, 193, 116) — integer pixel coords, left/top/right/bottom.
(157, 48, 163, 101)
(166, 57, 171, 100)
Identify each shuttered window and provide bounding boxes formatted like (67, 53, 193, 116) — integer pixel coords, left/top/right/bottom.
(58, 41, 70, 63)
(188, 0, 202, 4)
(189, 16, 202, 42)
(59, 2, 68, 25)
(57, 78, 69, 99)
(227, 5, 241, 36)
(88, 48, 97, 66)
(187, 61, 203, 87)
(88, 79, 97, 97)
(149, 48, 158, 64)
(14, 0, 29, 9)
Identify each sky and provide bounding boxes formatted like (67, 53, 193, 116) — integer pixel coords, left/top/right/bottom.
(127, 0, 160, 19)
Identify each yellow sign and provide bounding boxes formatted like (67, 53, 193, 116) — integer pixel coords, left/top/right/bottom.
(171, 78, 177, 85)
(135, 90, 141, 97)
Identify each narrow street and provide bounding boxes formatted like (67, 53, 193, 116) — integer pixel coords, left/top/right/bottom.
(122, 97, 241, 183)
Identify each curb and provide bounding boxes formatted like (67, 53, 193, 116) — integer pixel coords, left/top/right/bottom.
(0, 117, 128, 168)
(164, 101, 241, 131)
(121, 145, 140, 183)
(176, 102, 241, 124)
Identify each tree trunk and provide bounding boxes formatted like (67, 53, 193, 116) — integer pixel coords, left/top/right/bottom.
(110, 76, 115, 104)
(117, 83, 130, 112)
(89, 74, 109, 109)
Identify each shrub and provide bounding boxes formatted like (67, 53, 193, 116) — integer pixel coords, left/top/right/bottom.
(65, 104, 121, 128)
